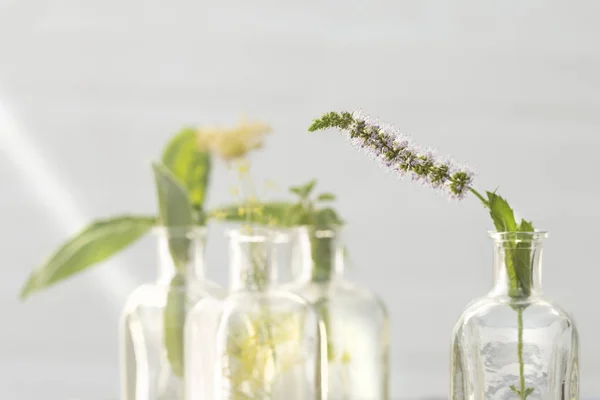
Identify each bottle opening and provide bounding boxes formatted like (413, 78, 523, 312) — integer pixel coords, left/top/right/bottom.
(227, 227, 288, 243)
(488, 231, 548, 243)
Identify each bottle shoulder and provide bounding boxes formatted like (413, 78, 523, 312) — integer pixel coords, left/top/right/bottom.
(455, 295, 577, 332)
(282, 280, 388, 316)
(221, 289, 310, 308)
(123, 282, 168, 308)
(122, 278, 221, 314)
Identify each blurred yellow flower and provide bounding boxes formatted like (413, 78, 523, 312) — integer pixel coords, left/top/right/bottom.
(196, 118, 272, 161)
(340, 350, 352, 364)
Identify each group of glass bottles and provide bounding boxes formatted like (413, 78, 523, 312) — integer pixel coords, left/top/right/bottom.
(120, 227, 579, 400)
(120, 226, 389, 400)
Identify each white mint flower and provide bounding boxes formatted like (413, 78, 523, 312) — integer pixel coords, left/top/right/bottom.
(308, 110, 474, 200)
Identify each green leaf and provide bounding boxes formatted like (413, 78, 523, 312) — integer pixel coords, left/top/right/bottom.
(486, 191, 517, 232)
(163, 274, 187, 377)
(519, 219, 534, 232)
(509, 385, 519, 395)
(289, 179, 317, 199)
(161, 128, 212, 209)
(515, 218, 536, 296)
(484, 191, 536, 298)
(314, 208, 344, 228)
(316, 193, 336, 202)
(152, 162, 194, 272)
(152, 162, 196, 378)
(287, 203, 312, 226)
(524, 387, 535, 398)
(20, 215, 155, 299)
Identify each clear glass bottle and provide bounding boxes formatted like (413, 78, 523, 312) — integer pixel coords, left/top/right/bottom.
(214, 228, 326, 400)
(120, 227, 223, 400)
(451, 232, 579, 400)
(284, 226, 389, 400)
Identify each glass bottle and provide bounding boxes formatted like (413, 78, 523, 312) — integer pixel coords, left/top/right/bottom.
(284, 226, 389, 400)
(214, 228, 326, 400)
(451, 232, 579, 400)
(120, 227, 223, 400)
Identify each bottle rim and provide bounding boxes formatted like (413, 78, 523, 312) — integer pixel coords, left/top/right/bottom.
(488, 231, 548, 242)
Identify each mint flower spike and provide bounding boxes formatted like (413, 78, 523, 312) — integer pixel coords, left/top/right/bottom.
(309, 111, 475, 200)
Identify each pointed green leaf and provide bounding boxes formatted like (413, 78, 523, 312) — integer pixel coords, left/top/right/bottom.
(161, 128, 212, 209)
(163, 274, 186, 377)
(152, 162, 194, 271)
(20, 215, 155, 299)
(524, 387, 535, 398)
(514, 219, 535, 297)
(519, 219, 534, 232)
(509, 385, 519, 395)
(486, 191, 517, 232)
(152, 163, 195, 378)
(316, 193, 336, 202)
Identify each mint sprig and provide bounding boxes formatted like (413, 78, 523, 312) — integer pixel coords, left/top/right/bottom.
(471, 188, 536, 399)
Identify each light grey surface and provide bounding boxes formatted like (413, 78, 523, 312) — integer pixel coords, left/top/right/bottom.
(1, 1, 599, 398)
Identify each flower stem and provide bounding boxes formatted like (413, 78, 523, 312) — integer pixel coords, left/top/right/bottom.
(517, 307, 527, 400)
(468, 187, 489, 207)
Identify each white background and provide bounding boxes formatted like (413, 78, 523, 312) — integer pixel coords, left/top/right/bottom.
(1, 1, 599, 399)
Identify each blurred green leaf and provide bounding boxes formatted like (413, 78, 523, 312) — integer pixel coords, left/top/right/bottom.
(289, 179, 317, 199)
(20, 215, 155, 299)
(152, 162, 195, 378)
(314, 208, 344, 228)
(163, 274, 187, 377)
(287, 203, 312, 226)
(316, 193, 336, 202)
(152, 162, 194, 272)
(161, 128, 212, 209)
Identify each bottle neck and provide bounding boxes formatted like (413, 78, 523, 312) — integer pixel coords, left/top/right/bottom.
(228, 229, 277, 291)
(293, 226, 344, 283)
(156, 228, 207, 284)
(490, 234, 545, 298)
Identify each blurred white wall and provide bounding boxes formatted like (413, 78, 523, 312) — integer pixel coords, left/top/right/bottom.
(1, 0, 599, 398)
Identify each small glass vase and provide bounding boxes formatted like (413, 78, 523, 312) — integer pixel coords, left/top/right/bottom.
(212, 228, 326, 400)
(451, 232, 579, 400)
(120, 227, 223, 400)
(284, 226, 389, 400)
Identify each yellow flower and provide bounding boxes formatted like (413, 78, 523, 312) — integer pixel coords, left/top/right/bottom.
(196, 118, 272, 161)
(236, 159, 250, 176)
(340, 350, 352, 364)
